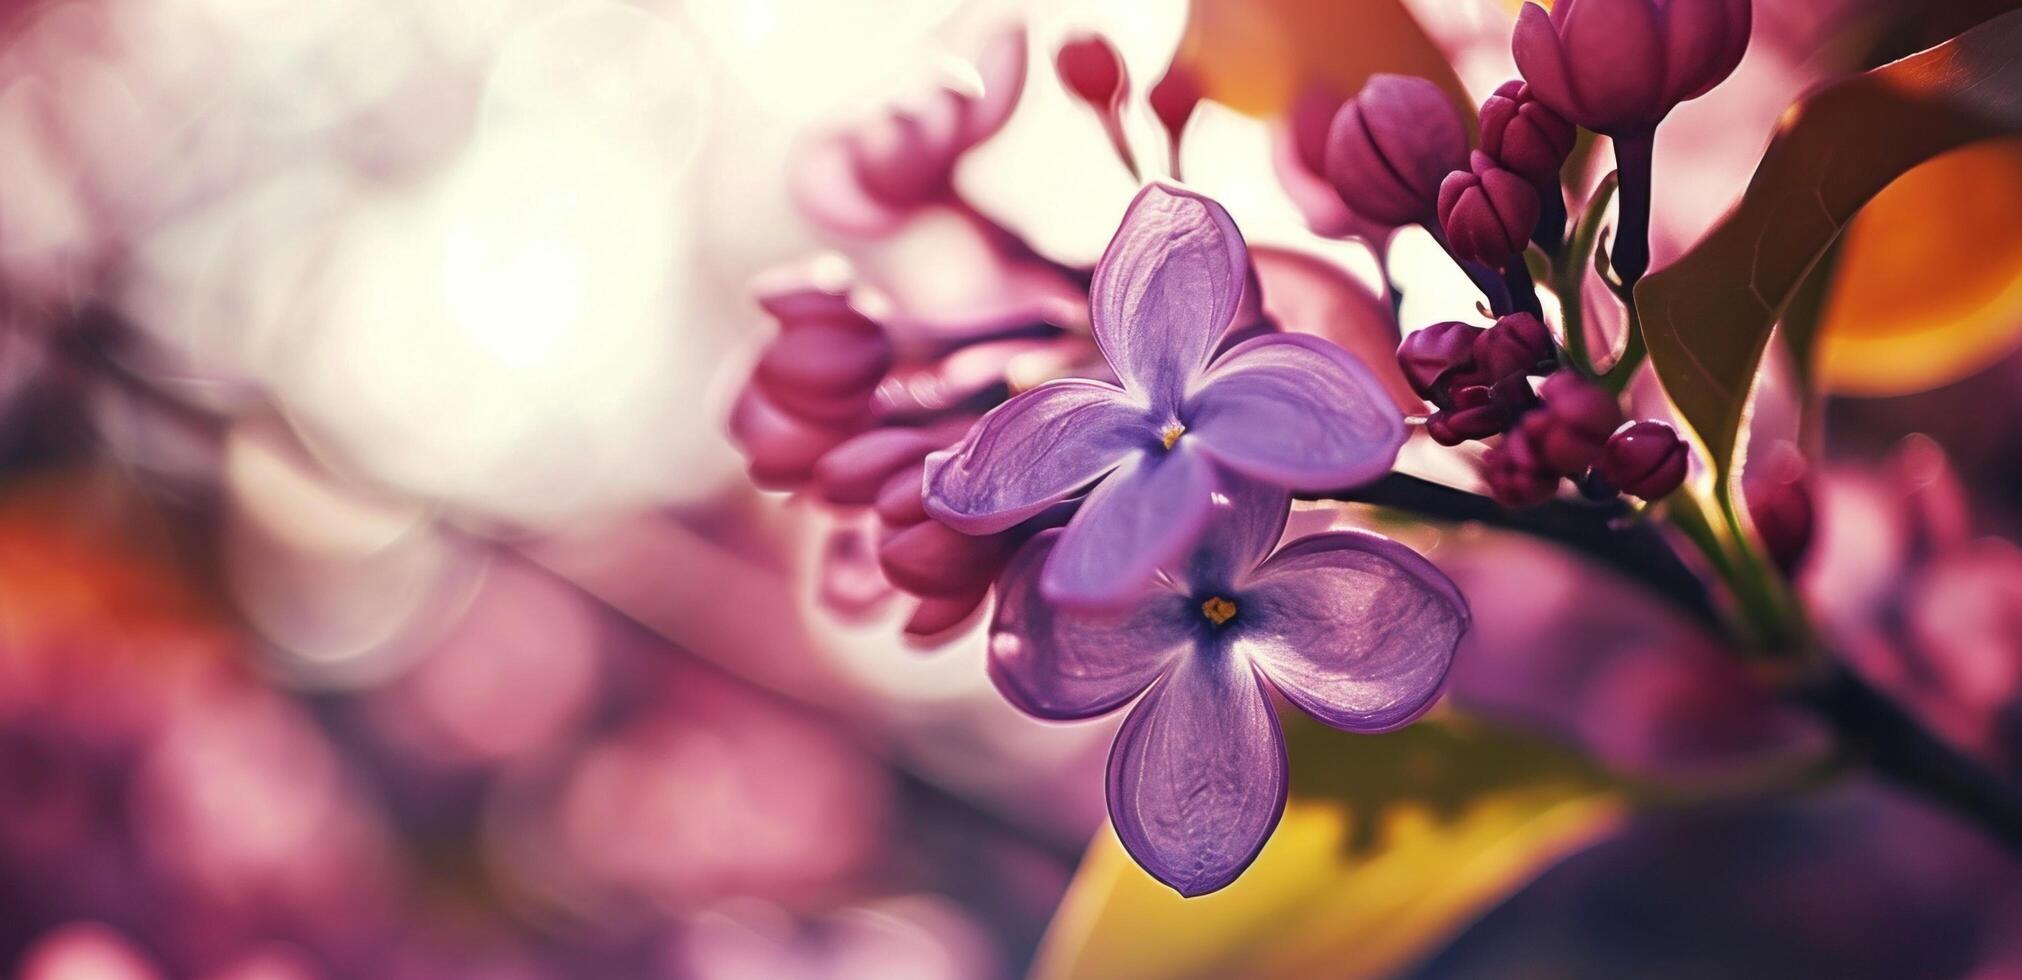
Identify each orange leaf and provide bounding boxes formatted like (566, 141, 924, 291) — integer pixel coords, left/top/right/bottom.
(1173, 0, 1471, 122)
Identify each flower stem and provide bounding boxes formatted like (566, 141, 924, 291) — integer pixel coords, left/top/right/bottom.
(1532, 181, 1567, 256)
(1425, 221, 1515, 315)
(1554, 174, 1618, 377)
(1502, 261, 1543, 317)
(1609, 130, 1656, 285)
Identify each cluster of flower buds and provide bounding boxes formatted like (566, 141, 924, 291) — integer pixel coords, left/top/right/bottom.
(1477, 80, 1575, 250)
(1397, 315, 1687, 507)
(730, 282, 1083, 638)
(1399, 313, 1555, 446)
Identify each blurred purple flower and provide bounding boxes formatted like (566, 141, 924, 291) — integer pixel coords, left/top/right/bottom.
(792, 30, 1028, 238)
(988, 485, 1467, 895)
(1511, 0, 1753, 136)
(924, 183, 1404, 609)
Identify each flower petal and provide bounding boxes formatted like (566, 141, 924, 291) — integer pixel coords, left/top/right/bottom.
(1240, 531, 1467, 732)
(1107, 649, 1287, 897)
(1512, 3, 1581, 125)
(988, 530, 1193, 720)
(1560, 0, 1665, 131)
(1172, 480, 1290, 596)
(1041, 446, 1218, 611)
(1090, 183, 1249, 407)
(922, 379, 1146, 534)
(1184, 333, 1405, 491)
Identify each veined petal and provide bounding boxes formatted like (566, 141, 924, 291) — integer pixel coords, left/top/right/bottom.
(923, 379, 1146, 535)
(988, 531, 1193, 720)
(1107, 649, 1287, 897)
(1090, 183, 1250, 408)
(1184, 334, 1405, 491)
(1172, 481, 1291, 596)
(1041, 447, 1218, 611)
(1240, 531, 1467, 733)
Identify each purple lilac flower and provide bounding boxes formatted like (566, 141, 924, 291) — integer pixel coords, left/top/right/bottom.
(923, 183, 1406, 609)
(988, 485, 1468, 895)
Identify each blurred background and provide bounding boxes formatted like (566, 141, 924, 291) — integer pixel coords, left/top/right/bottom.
(3, 0, 2022, 976)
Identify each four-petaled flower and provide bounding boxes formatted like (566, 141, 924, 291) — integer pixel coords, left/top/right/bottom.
(923, 183, 1405, 609)
(989, 483, 1468, 895)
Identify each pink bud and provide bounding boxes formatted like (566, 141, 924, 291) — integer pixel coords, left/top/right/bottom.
(1056, 35, 1126, 109)
(1479, 79, 1576, 188)
(1483, 422, 1561, 507)
(1323, 74, 1468, 226)
(1426, 385, 1512, 446)
(1512, 0, 1753, 136)
(814, 429, 944, 507)
(1437, 151, 1541, 268)
(1148, 65, 1202, 142)
(1600, 420, 1688, 500)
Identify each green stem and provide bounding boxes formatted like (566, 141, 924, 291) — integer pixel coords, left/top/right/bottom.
(1553, 174, 1618, 377)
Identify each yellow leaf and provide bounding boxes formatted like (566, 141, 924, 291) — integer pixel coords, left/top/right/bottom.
(1030, 717, 1624, 980)
(1173, 0, 1471, 122)
(1815, 138, 2022, 395)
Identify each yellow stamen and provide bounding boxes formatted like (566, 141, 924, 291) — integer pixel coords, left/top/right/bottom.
(1201, 596, 1237, 626)
(1160, 423, 1185, 450)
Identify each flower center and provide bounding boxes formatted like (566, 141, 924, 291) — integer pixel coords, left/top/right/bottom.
(1160, 423, 1185, 450)
(1200, 595, 1237, 626)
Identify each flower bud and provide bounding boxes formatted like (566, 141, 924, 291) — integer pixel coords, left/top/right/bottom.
(874, 463, 931, 528)
(1323, 74, 1469, 226)
(814, 429, 944, 507)
(1474, 312, 1557, 380)
(753, 287, 894, 424)
(1743, 442, 1813, 576)
(1426, 385, 1511, 446)
(1512, 0, 1752, 136)
(1437, 151, 1541, 268)
(1397, 321, 1486, 406)
(1531, 372, 1623, 474)
(1149, 65, 1202, 145)
(729, 387, 860, 489)
(878, 519, 1013, 598)
(1056, 35, 1126, 110)
(1483, 423, 1561, 507)
(1599, 420, 1688, 500)
(1479, 80, 1575, 188)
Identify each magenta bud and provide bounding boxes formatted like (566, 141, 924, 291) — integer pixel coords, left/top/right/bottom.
(1056, 35, 1127, 109)
(904, 587, 990, 640)
(1600, 420, 1688, 500)
(1511, 0, 1752, 135)
(878, 519, 1013, 598)
(1474, 311, 1557, 380)
(1426, 385, 1512, 446)
(1483, 423, 1561, 507)
(1322, 74, 1469, 226)
(1744, 444, 1814, 576)
(1531, 372, 1623, 474)
(753, 288, 894, 424)
(729, 386, 861, 489)
(1438, 151, 1541, 268)
(1149, 65, 1202, 142)
(814, 428, 943, 507)
(1397, 321, 1486, 406)
(874, 463, 931, 528)
(1479, 80, 1576, 188)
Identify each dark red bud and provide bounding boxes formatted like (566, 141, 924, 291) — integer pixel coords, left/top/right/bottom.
(1426, 384, 1511, 446)
(1483, 423, 1560, 507)
(878, 519, 1012, 597)
(1397, 321, 1486, 405)
(874, 463, 931, 528)
(752, 288, 894, 423)
(904, 587, 991, 640)
(1056, 35, 1126, 109)
(1323, 74, 1469, 226)
(1600, 420, 1689, 500)
(1474, 312, 1557, 380)
(1532, 372, 1623, 474)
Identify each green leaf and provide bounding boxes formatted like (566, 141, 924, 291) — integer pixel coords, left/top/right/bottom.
(1030, 717, 1623, 980)
(1637, 9, 2022, 486)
